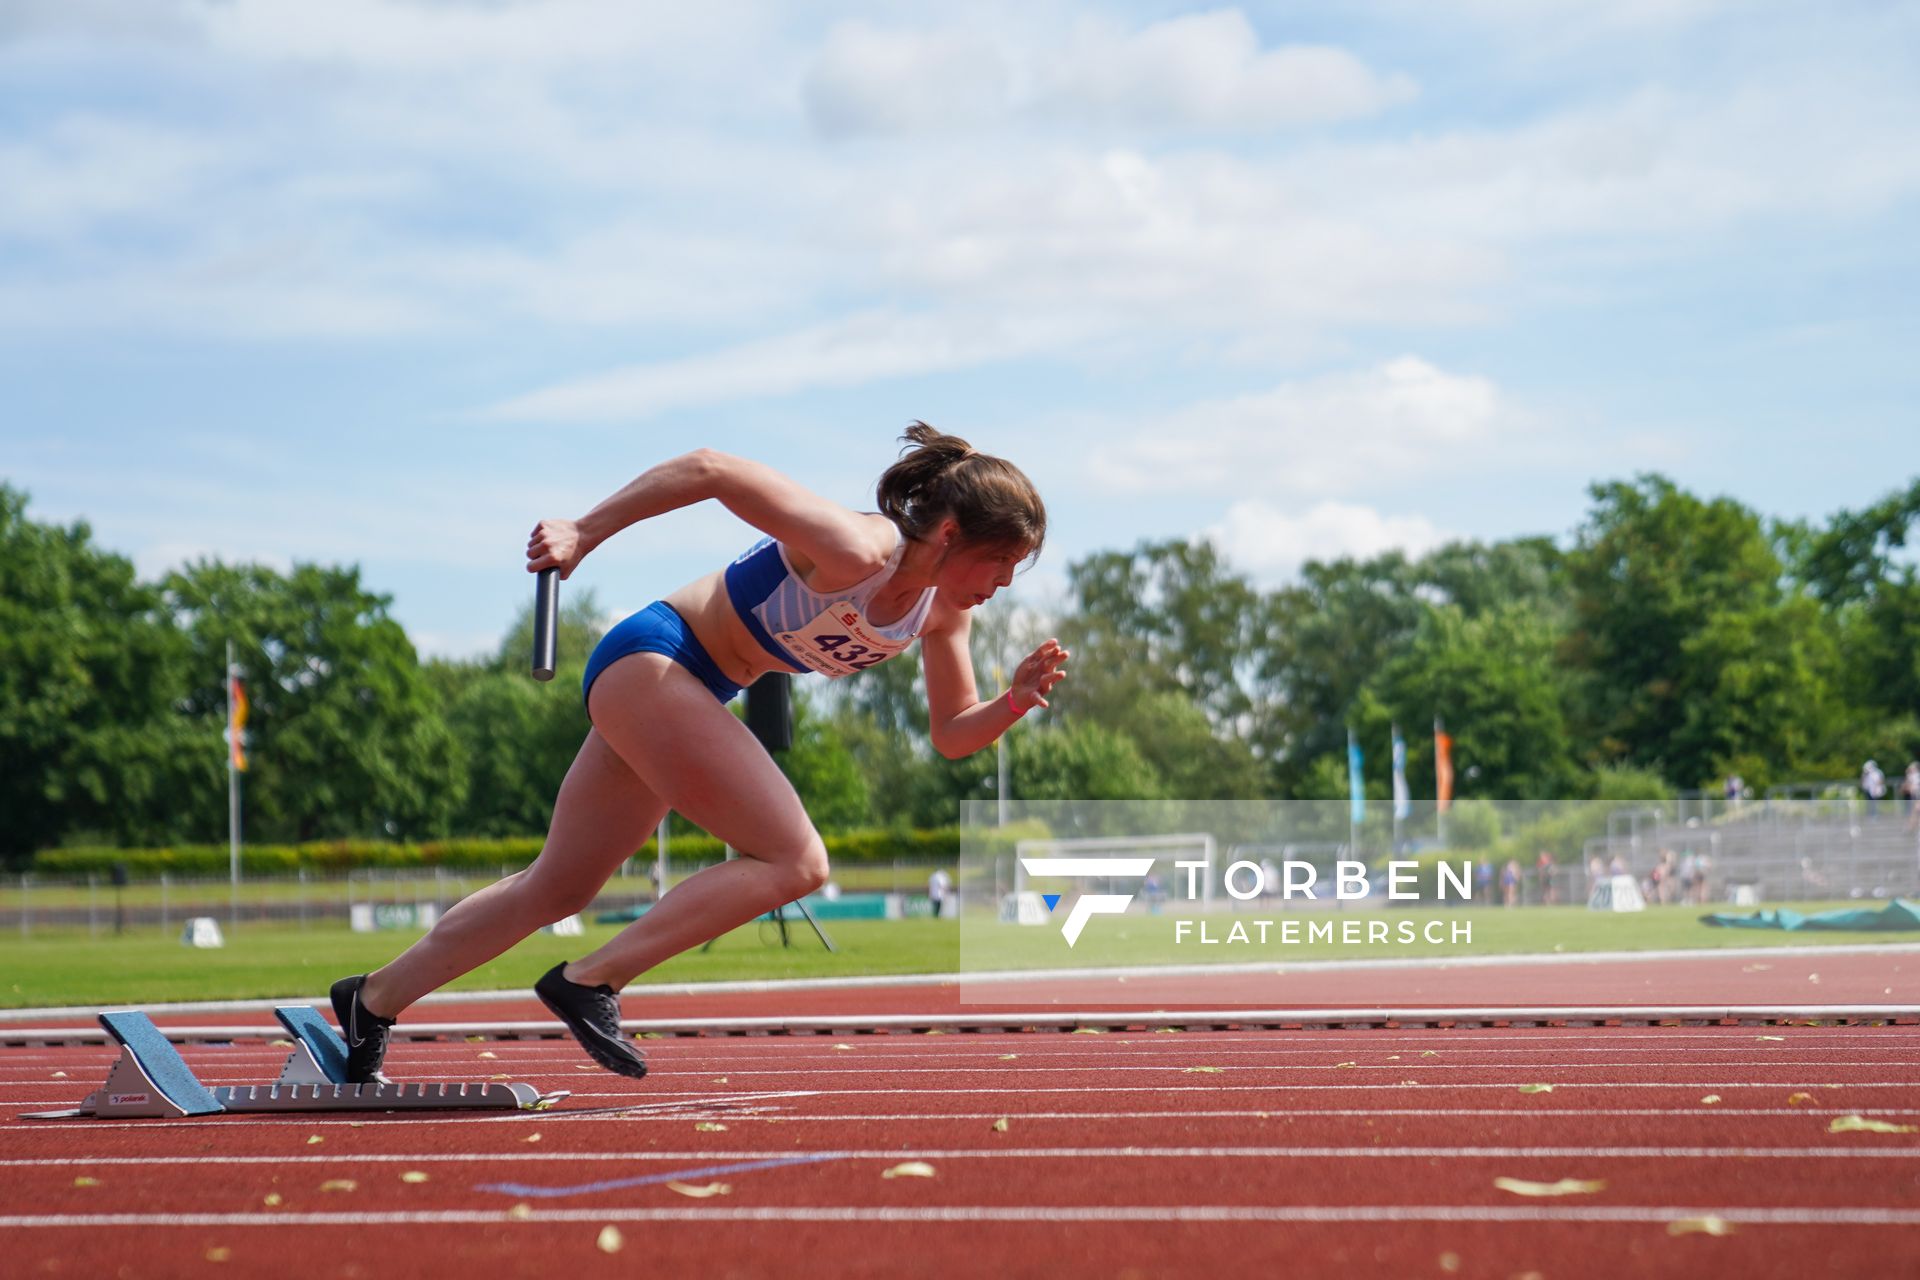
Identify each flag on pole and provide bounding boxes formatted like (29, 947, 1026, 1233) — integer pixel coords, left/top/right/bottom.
(1434, 716, 1453, 813)
(1347, 729, 1365, 826)
(228, 673, 249, 772)
(1392, 724, 1410, 821)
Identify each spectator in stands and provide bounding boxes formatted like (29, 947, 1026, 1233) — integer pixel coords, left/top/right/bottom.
(1691, 851, 1713, 905)
(1651, 847, 1677, 904)
(1862, 759, 1887, 818)
(1724, 773, 1746, 808)
(1902, 761, 1920, 829)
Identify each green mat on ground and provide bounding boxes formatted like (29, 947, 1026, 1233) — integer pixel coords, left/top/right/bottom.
(1699, 898, 1920, 931)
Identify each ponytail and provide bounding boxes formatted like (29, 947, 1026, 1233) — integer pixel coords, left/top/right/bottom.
(876, 422, 1046, 560)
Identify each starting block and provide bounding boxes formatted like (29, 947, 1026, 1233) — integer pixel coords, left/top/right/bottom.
(21, 1006, 568, 1121)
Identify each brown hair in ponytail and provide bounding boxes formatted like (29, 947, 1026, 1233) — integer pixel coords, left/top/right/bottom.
(876, 422, 1046, 562)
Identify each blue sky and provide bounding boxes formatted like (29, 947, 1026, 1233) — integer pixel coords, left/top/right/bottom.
(4, 0, 1916, 659)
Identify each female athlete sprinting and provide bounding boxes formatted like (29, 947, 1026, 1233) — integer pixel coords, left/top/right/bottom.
(330, 424, 1065, 1080)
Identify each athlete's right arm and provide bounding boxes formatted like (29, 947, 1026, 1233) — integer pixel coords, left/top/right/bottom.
(529, 449, 888, 580)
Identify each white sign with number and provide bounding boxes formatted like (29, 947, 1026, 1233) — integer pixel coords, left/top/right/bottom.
(776, 599, 916, 678)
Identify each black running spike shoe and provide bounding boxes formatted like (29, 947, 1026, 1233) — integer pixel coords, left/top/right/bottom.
(535, 962, 649, 1079)
(329, 974, 396, 1085)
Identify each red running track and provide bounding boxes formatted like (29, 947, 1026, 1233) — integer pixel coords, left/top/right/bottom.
(3, 983, 1918, 1279)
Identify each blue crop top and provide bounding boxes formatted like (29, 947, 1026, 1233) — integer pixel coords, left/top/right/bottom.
(723, 529, 936, 678)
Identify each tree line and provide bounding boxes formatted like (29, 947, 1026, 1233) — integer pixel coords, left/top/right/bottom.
(3, 473, 1917, 863)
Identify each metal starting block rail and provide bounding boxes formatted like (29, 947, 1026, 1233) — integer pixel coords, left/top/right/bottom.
(20, 1006, 567, 1121)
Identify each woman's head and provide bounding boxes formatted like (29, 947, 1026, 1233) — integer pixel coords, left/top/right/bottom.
(877, 422, 1046, 607)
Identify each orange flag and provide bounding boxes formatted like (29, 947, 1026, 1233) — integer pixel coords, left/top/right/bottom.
(229, 675, 249, 772)
(1434, 717, 1453, 813)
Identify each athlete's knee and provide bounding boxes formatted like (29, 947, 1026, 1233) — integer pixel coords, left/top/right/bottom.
(784, 836, 831, 897)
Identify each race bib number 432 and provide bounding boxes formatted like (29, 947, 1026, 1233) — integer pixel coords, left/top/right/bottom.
(776, 600, 909, 678)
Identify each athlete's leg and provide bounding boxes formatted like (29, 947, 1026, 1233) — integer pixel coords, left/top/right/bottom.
(563, 653, 829, 988)
(359, 729, 668, 1018)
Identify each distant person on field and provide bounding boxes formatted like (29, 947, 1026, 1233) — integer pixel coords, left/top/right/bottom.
(1500, 859, 1521, 908)
(1862, 759, 1887, 818)
(927, 866, 952, 919)
(1535, 848, 1558, 905)
(1902, 761, 1920, 829)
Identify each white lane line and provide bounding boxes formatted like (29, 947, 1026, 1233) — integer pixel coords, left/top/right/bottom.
(4, 1058, 1914, 1094)
(17, 1105, 1919, 1133)
(9, 1078, 1920, 1109)
(2, 1205, 1918, 1227)
(6, 1144, 1920, 1169)
(7, 1041, 1920, 1070)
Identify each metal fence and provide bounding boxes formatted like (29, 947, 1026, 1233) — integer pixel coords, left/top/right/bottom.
(3, 858, 955, 937)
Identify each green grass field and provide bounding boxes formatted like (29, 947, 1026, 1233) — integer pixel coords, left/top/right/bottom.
(959, 899, 1917, 969)
(0, 917, 961, 1009)
(0, 899, 1911, 1009)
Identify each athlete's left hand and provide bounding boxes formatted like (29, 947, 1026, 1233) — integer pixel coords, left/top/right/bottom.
(1010, 638, 1069, 712)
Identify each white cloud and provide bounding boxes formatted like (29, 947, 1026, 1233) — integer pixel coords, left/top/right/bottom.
(1039, 11, 1417, 130)
(480, 309, 1087, 423)
(1094, 357, 1512, 496)
(805, 24, 1012, 137)
(1207, 499, 1451, 581)
(804, 9, 1415, 137)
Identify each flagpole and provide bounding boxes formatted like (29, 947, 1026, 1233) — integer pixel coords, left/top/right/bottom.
(227, 640, 241, 928)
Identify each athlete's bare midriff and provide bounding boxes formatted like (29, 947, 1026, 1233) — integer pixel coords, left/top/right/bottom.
(662, 521, 936, 689)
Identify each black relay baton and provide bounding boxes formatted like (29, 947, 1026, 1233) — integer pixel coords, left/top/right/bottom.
(531, 567, 559, 682)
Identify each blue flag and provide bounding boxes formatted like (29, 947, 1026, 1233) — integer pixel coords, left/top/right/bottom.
(1392, 725, 1410, 821)
(1348, 729, 1365, 826)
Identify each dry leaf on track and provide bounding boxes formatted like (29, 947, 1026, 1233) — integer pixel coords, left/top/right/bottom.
(597, 1226, 623, 1253)
(1518, 1084, 1555, 1095)
(881, 1161, 937, 1179)
(695, 1122, 728, 1132)
(666, 1181, 732, 1198)
(1493, 1177, 1605, 1197)
(1829, 1115, 1918, 1135)
(1668, 1216, 1736, 1237)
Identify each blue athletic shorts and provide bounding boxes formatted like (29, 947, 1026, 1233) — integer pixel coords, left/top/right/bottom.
(582, 601, 744, 706)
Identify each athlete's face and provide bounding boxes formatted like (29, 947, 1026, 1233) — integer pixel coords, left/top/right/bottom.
(936, 538, 1027, 609)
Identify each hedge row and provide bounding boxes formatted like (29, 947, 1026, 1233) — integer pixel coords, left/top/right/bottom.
(33, 823, 1046, 878)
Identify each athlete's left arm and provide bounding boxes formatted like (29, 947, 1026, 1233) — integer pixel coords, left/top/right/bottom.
(922, 601, 1069, 760)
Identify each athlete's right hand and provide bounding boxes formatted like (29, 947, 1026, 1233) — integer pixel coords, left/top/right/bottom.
(527, 518, 587, 579)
